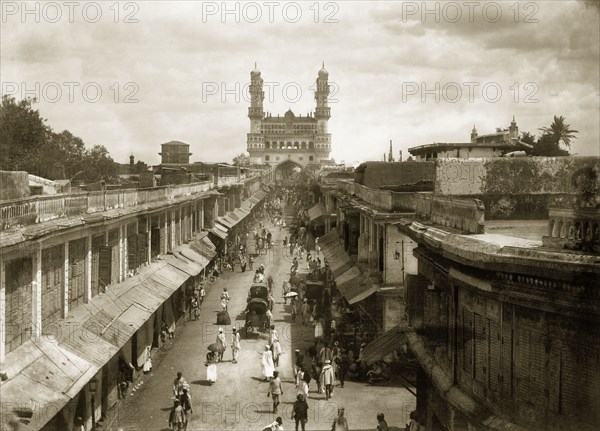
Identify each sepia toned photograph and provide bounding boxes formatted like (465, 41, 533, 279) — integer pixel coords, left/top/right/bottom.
(0, 1, 599, 430)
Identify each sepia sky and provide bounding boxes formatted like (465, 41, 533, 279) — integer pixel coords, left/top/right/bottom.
(2, 0, 599, 165)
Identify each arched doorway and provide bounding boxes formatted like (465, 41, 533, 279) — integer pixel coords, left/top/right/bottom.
(275, 160, 303, 183)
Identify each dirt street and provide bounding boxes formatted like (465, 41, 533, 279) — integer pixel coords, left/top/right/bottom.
(107, 216, 415, 431)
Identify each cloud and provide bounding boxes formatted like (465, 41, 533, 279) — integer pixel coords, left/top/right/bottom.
(1, 0, 598, 166)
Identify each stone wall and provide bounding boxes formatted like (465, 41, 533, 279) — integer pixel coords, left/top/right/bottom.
(0, 171, 30, 200)
(415, 194, 485, 234)
(430, 196, 485, 234)
(355, 161, 435, 189)
(434, 157, 600, 219)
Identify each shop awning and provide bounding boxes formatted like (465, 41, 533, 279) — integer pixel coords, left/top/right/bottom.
(179, 244, 211, 268)
(209, 223, 228, 239)
(0, 260, 190, 431)
(338, 275, 378, 305)
(361, 323, 409, 365)
(308, 203, 325, 221)
(164, 245, 209, 276)
(233, 207, 250, 221)
(217, 215, 236, 229)
(318, 231, 354, 278)
(248, 190, 268, 207)
(335, 266, 361, 288)
(0, 338, 102, 430)
(255, 190, 268, 201)
(191, 234, 217, 260)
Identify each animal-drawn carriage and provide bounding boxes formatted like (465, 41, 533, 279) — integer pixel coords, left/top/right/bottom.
(244, 283, 270, 337)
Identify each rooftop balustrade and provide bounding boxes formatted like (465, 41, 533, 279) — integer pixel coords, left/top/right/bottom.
(337, 181, 420, 212)
(0, 171, 269, 230)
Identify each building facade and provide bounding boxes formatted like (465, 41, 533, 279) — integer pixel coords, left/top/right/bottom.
(0, 170, 270, 431)
(246, 65, 332, 179)
(408, 117, 532, 160)
(310, 156, 600, 430)
(159, 141, 192, 165)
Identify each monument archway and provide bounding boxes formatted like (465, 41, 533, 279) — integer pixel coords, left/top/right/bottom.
(275, 160, 303, 182)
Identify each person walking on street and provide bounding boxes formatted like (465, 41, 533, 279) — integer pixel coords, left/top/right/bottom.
(291, 297, 298, 322)
(168, 399, 186, 431)
(318, 341, 333, 366)
(320, 359, 335, 400)
(249, 255, 254, 270)
(266, 308, 273, 330)
(301, 299, 309, 326)
(332, 407, 349, 431)
(231, 327, 241, 363)
(199, 285, 206, 305)
(377, 412, 389, 431)
(407, 411, 424, 431)
(262, 417, 284, 431)
(294, 349, 304, 377)
(216, 327, 227, 362)
(336, 349, 349, 388)
(262, 345, 275, 380)
(314, 317, 324, 342)
(291, 394, 309, 431)
(268, 371, 284, 413)
(267, 275, 274, 293)
(270, 325, 282, 365)
(220, 288, 230, 312)
(173, 372, 187, 399)
(179, 388, 193, 431)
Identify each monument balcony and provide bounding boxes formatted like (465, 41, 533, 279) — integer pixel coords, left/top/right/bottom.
(256, 146, 331, 153)
(543, 206, 600, 253)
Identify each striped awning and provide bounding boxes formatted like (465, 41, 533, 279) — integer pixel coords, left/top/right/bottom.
(337, 274, 378, 305)
(318, 231, 353, 277)
(361, 323, 409, 365)
(308, 203, 325, 221)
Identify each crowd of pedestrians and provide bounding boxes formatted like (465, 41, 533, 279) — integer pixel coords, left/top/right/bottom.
(163, 181, 410, 431)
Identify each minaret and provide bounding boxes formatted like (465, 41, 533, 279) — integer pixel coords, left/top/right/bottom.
(248, 63, 264, 134)
(388, 140, 394, 162)
(471, 125, 478, 143)
(315, 63, 331, 157)
(247, 63, 265, 161)
(509, 115, 518, 140)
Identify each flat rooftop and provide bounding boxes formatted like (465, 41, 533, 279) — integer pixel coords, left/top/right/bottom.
(483, 219, 548, 243)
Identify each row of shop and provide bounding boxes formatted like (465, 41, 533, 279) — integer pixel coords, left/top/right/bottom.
(1, 185, 270, 431)
(3, 235, 216, 431)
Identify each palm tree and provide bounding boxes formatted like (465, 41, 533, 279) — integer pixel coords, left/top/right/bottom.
(538, 115, 579, 150)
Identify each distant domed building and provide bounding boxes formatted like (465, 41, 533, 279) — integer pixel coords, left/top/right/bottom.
(246, 64, 332, 180)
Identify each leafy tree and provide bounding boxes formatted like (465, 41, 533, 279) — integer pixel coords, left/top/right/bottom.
(42, 130, 87, 179)
(538, 115, 579, 150)
(531, 133, 570, 157)
(0, 96, 119, 183)
(82, 145, 118, 183)
(232, 152, 250, 166)
(0, 96, 49, 173)
(134, 160, 150, 173)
